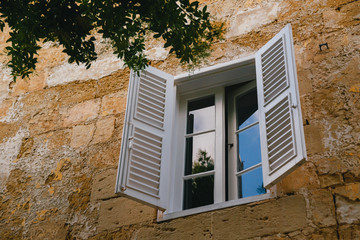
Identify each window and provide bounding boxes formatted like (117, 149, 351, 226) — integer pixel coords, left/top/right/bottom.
(115, 24, 307, 218)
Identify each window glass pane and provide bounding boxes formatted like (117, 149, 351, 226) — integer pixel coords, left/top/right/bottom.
(185, 132, 215, 175)
(236, 89, 258, 129)
(187, 96, 215, 134)
(237, 124, 261, 170)
(237, 167, 266, 199)
(183, 175, 214, 210)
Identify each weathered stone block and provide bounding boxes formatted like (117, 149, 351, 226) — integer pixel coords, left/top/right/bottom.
(139, 212, 213, 240)
(42, 129, 72, 151)
(226, 2, 279, 38)
(100, 92, 127, 117)
(212, 195, 307, 239)
(63, 99, 100, 127)
(11, 72, 46, 96)
(304, 124, 325, 156)
(29, 109, 61, 135)
(57, 80, 98, 106)
(277, 163, 319, 195)
(308, 189, 336, 227)
(97, 197, 155, 232)
(92, 117, 115, 144)
(70, 124, 95, 148)
(319, 174, 343, 188)
(310, 227, 338, 240)
(86, 140, 120, 168)
(90, 168, 117, 201)
(314, 156, 345, 175)
(333, 183, 360, 201)
(339, 224, 360, 240)
(97, 69, 129, 97)
(336, 195, 360, 224)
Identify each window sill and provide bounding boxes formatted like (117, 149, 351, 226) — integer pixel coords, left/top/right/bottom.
(157, 192, 275, 222)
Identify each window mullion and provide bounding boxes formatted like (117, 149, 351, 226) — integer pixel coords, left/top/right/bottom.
(214, 88, 226, 204)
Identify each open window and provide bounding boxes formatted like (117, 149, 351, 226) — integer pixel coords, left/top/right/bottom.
(116, 24, 307, 217)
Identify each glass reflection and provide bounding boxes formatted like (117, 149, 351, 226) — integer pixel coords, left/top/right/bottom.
(187, 96, 215, 134)
(185, 133, 215, 175)
(236, 89, 258, 129)
(237, 125, 262, 171)
(185, 96, 215, 175)
(237, 167, 266, 199)
(183, 175, 214, 210)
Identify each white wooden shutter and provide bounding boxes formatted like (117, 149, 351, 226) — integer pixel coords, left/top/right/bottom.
(256, 24, 307, 188)
(116, 66, 175, 210)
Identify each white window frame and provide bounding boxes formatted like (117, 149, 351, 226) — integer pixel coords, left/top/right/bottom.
(116, 24, 307, 222)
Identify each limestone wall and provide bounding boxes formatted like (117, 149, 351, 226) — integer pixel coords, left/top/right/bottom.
(0, 0, 359, 239)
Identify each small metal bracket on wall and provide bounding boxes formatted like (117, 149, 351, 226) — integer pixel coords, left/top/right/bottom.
(319, 43, 329, 51)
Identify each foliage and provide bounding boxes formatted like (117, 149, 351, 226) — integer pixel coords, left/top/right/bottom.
(192, 149, 214, 174)
(0, 0, 223, 80)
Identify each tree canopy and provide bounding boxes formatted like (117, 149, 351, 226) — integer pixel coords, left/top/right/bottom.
(0, 0, 223, 80)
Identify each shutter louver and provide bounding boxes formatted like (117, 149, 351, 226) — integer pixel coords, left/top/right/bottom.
(265, 95, 296, 172)
(128, 127, 162, 197)
(116, 66, 175, 210)
(261, 37, 289, 105)
(256, 24, 307, 188)
(135, 72, 167, 129)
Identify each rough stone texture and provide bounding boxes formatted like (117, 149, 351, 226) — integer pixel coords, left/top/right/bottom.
(90, 168, 117, 201)
(336, 195, 360, 225)
(97, 197, 155, 232)
(63, 99, 100, 127)
(0, 0, 359, 239)
(308, 189, 337, 227)
(339, 224, 360, 240)
(92, 117, 115, 144)
(71, 124, 96, 148)
(212, 195, 307, 239)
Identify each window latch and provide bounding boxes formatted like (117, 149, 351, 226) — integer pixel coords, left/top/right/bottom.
(227, 143, 234, 149)
(291, 104, 297, 109)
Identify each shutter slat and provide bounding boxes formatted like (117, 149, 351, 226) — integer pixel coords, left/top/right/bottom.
(133, 141, 162, 158)
(268, 141, 294, 165)
(266, 111, 291, 136)
(137, 105, 164, 122)
(133, 136, 162, 152)
(131, 154, 161, 171)
(136, 113, 164, 128)
(267, 122, 292, 148)
(142, 72, 167, 87)
(130, 165, 160, 181)
(141, 76, 166, 93)
(264, 96, 288, 123)
(262, 38, 283, 62)
(132, 161, 160, 175)
(132, 147, 161, 165)
(268, 134, 293, 157)
(138, 86, 165, 103)
(138, 92, 165, 108)
(129, 171, 159, 188)
(139, 81, 166, 98)
(269, 148, 294, 171)
(262, 48, 284, 73)
(128, 178, 159, 197)
(138, 100, 164, 117)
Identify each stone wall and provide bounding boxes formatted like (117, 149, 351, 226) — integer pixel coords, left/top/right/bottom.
(0, 0, 359, 239)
